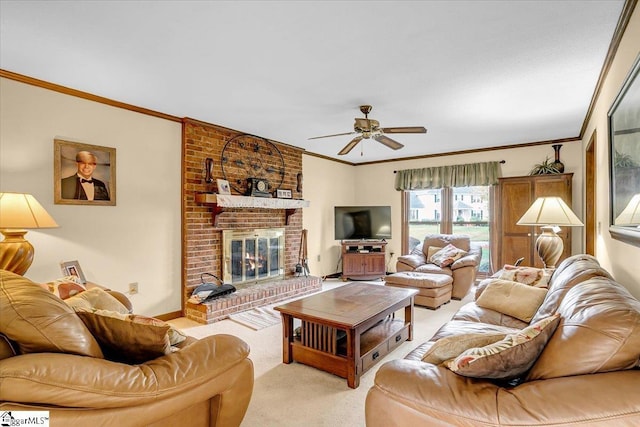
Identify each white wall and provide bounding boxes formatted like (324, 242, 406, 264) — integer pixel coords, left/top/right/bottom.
(303, 141, 583, 277)
(301, 155, 356, 277)
(0, 78, 182, 315)
(581, 6, 640, 298)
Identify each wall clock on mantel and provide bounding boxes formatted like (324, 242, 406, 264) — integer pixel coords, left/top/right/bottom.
(221, 134, 285, 195)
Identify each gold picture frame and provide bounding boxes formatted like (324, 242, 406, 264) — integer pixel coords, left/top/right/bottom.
(54, 139, 116, 206)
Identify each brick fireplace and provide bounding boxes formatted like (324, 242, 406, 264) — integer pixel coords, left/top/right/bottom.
(182, 118, 321, 323)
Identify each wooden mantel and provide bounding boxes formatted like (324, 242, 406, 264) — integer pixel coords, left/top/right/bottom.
(195, 193, 310, 225)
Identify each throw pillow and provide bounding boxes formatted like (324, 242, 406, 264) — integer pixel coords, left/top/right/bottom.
(0, 270, 103, 358)
(426, 246, 442, 261)
(76, 309, 173, 364)
(46, 275, 87, 299)
(421, 332, 507, 365)
(429, 244, 467, 268)
(65, 287, 129, 314)
(444, 314, 561, 379)
(476, 279, 548, 322)
(498, 265, 552, 288)
(122, 312, 187, 346)
(168, 325, 188, 347)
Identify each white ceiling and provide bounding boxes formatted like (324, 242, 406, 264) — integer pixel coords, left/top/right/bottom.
(0, 1, 624, 163)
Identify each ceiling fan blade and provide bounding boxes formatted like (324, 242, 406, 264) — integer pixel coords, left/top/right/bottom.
(380, 126, 427, 134)
(373, 134, 404, 150)
(308, 131, 356, 140)
(338, 136, 363, 155)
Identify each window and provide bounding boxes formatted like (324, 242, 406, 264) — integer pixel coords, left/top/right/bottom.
(405, 186, 491, 274)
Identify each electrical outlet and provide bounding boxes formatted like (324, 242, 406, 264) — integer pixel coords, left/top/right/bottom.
(317, 254, 321, 262)
(129, 282, 139, 294)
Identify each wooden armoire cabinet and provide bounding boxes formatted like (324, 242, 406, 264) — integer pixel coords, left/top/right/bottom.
(496, 173, 573, 269)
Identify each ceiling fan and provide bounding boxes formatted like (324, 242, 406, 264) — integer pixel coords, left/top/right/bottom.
(309, 105, 427, 155)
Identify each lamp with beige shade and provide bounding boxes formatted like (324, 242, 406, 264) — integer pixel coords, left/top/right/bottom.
(516, 196, 583, 268)
(615, 194, 640, 226)
(0, 192, 59, 275)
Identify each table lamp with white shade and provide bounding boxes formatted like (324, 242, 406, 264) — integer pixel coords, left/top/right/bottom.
(615, 194, 640, 227)
(0, 192, 59, 275)
(516, 196, 583, 268)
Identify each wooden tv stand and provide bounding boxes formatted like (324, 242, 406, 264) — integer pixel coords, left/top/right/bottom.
(341, 240, 387, 281)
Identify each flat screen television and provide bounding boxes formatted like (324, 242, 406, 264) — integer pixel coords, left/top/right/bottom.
(334, 206, 392, 240)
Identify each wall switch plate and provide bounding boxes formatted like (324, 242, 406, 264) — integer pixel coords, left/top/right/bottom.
(129, 282, 139, 294)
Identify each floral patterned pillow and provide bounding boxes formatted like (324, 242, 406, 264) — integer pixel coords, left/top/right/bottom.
(444, 314, 561, 379)
(497, 265, 552, 288)
(429, 244, 467, 268)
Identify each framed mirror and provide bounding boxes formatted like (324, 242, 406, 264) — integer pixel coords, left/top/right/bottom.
(609, 53, 640, 247)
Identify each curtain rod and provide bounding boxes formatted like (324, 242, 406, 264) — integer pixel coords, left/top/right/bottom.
(393, 160, 505, 173)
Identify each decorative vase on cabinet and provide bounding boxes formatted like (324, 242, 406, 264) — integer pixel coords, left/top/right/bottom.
(551, 144, 565, 173)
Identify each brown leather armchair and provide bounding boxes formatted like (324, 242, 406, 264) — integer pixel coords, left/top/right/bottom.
(0, 270, 254, 427)
(396, 234, 482, 299)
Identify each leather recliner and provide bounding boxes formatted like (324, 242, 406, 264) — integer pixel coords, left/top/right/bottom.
(396, 233, 482, 299)
(0, 270, 254, 427)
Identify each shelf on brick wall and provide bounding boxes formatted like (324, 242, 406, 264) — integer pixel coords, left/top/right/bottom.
(195, 193, 310, 225)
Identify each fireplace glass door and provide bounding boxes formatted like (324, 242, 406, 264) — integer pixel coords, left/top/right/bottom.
(223, 228, 285, 285)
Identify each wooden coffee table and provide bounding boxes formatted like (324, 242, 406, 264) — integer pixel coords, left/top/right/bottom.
(274, 283, 418, 388)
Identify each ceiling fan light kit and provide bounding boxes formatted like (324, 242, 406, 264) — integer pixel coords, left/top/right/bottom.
(309, 105, 427, 155)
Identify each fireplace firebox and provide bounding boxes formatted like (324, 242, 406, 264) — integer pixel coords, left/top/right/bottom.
(222, 228, 285, 286)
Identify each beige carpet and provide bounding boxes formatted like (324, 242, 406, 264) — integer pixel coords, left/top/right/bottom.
(171, 280, 471, 427)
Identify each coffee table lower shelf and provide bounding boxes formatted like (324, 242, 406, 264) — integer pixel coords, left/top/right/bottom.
(290, 318, 409, 386)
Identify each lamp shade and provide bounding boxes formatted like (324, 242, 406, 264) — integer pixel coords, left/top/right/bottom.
(0, 192, 58, 229)
(0, 192, 58, 275)
(517, 197, 583, 227)
(615, 194, 640, 225)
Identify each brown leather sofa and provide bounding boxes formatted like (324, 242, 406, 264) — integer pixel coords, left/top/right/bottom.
(396, 234, 482, 299)
(366, 254, 640, 426)
(0, 270, 254, 427)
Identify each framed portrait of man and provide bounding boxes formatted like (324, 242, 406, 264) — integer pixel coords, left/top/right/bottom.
(54, 139, 116, 206)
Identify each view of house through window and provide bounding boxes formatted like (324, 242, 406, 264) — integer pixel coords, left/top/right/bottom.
(406, 186, 490, 273)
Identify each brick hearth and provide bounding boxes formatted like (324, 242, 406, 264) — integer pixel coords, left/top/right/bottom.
(185, 275, 322, 324)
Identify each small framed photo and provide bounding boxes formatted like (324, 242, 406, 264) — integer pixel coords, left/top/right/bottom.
(60, 260, 87, 284)
(276, 188, 293, 199)
(54, 139, 116, 206)
(217, 179, 231, 195)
